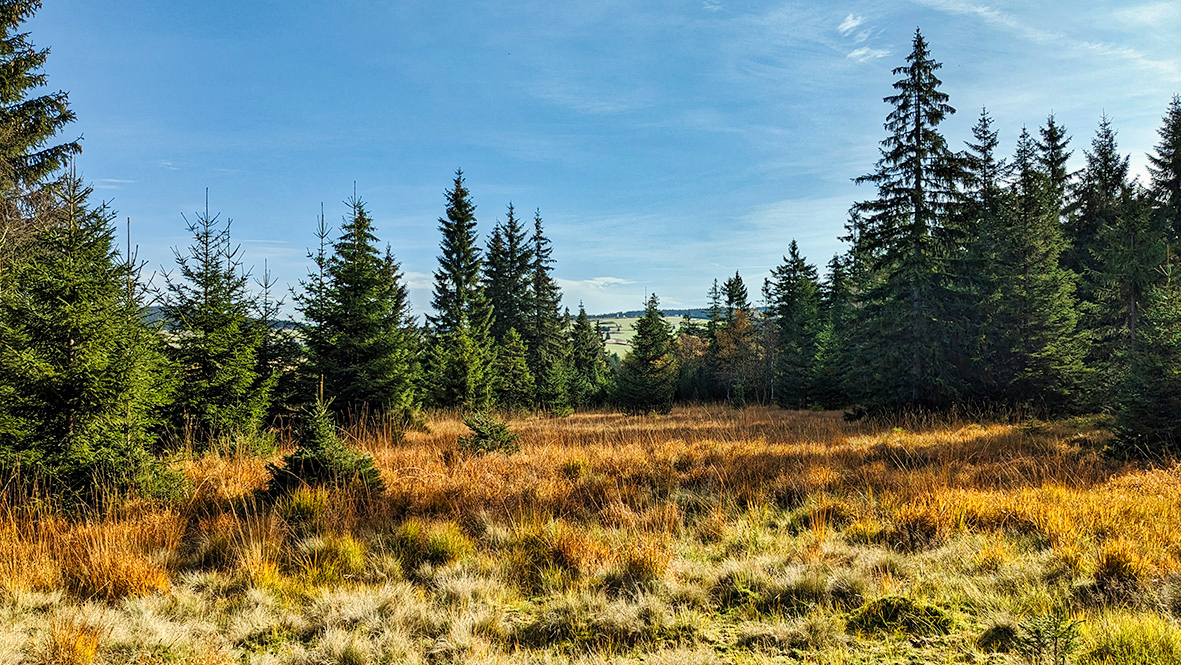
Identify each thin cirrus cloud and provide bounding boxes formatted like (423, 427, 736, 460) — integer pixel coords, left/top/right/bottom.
(915, 0, 1181, 82)
(838, 14, 887, 60)
(837, 14, 865, 36)
(847, 47, 890, 62)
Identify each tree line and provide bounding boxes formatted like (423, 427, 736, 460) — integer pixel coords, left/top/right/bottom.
(662, 30, 1181, 459)
(1, 6, 1180, 502)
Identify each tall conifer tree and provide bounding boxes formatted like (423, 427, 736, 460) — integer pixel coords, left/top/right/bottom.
(613, 294, 676, 414)
(1149, 95, 1181, 242)
(1114, 259, 1181, 457)
(298, 197, 418, 418)
(0, 175, 168, 497)
(427, 169, 492, 409)
(764, 241, 822, 409)
(954, 109, 1010, 398)
(847, 29, 961, 410)
(1037, 114, 1073, 225)
(484, 203, 533, 343)
(569, 305, 609, 406)
(976, 129, 1084, 409)
(523, 209, 568, 409)
(0, 1, 82, 273)
(1068, 115, 1131, 304)
(162, 196, 272, 444)
(0, 1, 79, 189)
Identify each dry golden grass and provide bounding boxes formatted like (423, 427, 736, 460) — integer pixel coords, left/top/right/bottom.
(41, 614, 103, 665)
(5, 404, 1181, 665)
(0, 502, 179, 600)
(8, 405, 1169, 597)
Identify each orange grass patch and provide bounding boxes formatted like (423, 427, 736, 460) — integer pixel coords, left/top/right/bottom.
(0, 503, 181, 600)
(4, 405, 1172, 600)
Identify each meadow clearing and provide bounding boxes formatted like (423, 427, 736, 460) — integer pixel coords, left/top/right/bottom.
(3, 406, 1180, 664)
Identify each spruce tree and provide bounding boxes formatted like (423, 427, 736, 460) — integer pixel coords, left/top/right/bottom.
(490, 327, 535, 411)
(705, 279, 723, 345)
(1067, 115, 1130, 305)
(1113, 260, 1181, 458)
(0, 1, 82, 273)
(0, 175, 168, 498)
(955, 109, 1010, 399)
(1037, 114, 1073, 225)
(764, 240, 822, 409)
(297, 197, 418, 419)
(1149, 95, 1181, 242)
(721, 271, 750, 324)
(523, 209, 568, 409)
(613, 294, 677, 414)
(1092, 187, 1166, 364)
(569, 305, 609, 406)
(484, 203, 532, 343)
(847, 29, 961, 410)
(0, 1, 80, 189)
(976, 129, 1085, 410)
(427, 169, 493, 409)
(811, 253, 855, 409)
(162, 196, 272, 445)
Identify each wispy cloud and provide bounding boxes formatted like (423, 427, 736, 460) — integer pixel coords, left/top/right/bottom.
(702, 0, 723, 12)
(1113, 2, 1181, 26)
(157, 159, 179, 171)
(837, 13, 886, 60)
(916, 0, 1181, 81)
(557, 276, 636, 290)
(838, 14, 865, 36)
(95, 178, 135, 190)
(847, 47, 889, 62)
(403, 270, 434, 293)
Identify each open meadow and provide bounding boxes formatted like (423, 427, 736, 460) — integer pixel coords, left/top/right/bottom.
(3, 406, 1181, 664)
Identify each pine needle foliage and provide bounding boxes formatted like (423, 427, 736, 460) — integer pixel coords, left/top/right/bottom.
(265, 397, 384, 497)
(0, 174, 169, 500)
(524, 209, 569, 410)
(569, 305, 610, 407)
(427, 169, 493, 409)
(765, 240, 823, 409)
(456, 411, 519, 455)
(491, 327, 535, 411)
(0, 0, 81, 191)
(1150, 95, 1181, 241)
(484, 203, 533, 343)
(846, 28, 962, 411)
(297, 197, 418, 418)
(161, 195, 272, 446)
(613, 294, 677, 414)
(975, 129, 1086, 410)
(1113, 261, 1181, 459)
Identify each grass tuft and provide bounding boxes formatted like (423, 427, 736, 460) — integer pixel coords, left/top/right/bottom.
(845, 595, 955, 636)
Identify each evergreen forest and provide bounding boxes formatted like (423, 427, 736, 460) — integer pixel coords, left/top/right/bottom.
(1, 10, 1180, 501)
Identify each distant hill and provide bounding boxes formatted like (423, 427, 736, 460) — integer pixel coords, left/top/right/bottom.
(590, 308, 711, 319)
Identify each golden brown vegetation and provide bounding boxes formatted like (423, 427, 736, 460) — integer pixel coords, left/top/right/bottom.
(2, 405, 1181, 664)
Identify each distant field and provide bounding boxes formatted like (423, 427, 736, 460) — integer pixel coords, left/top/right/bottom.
(592, 315, 702, 357)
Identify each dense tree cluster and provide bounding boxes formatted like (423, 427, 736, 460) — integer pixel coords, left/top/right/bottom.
(4, 11, 1181, 506)
(663, 30, 1181, 456)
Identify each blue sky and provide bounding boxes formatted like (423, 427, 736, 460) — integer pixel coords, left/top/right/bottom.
(29, 0, 1181, 317)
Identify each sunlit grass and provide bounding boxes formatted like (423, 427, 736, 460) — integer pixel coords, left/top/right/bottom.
(1, 405, 1178, 663)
